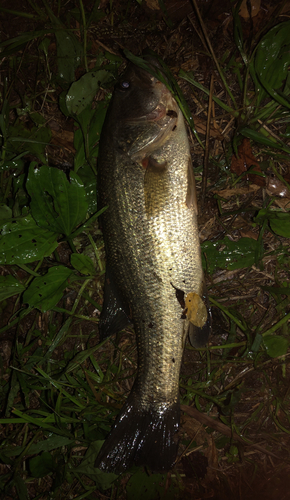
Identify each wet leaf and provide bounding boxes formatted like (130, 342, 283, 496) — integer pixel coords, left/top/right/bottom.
(23, 266, 74, 312)
(263, 335, 289, 357)
(202, 237, 258, 274)
(0, 275, 25, 300)
(26, 163, 88, 237)
(0, 215, 58, 265)
(66, 70, 111, 115)
(71, 253, 96, 275)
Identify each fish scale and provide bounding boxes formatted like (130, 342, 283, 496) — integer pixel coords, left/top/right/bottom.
(95, 59, 211, 473)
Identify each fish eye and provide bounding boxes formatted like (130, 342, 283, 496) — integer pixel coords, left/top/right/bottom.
(119, 80, 130, 90)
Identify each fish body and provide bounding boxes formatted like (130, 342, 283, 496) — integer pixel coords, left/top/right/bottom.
(95, 60, 211, 473)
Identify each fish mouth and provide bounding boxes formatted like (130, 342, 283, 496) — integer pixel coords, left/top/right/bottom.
(125, 82, 178, 124)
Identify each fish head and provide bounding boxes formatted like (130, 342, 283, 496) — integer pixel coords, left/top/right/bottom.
(112, 63, 164, 121)
(105, 60, 180, 160)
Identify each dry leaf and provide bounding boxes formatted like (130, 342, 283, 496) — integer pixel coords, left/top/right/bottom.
(213, 185, 260, 198)
(239, 229, 259, 240)
(145, 0, 160, 10)
(231, 138, 264, 186)
(193, 115, 224, 140)
(239, 0, 261, 19)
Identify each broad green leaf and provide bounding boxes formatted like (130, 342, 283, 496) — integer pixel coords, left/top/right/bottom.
(29, 451, 56, 478)
(255, 209, 290, 237)
(66, 70, 111, 115)
(74, 441, 118, 490)
(73, 101, 108, 172)
(77, 163, 98, 212)
(263, 335, 289, 358)
(127, 471, 175, 500)
(0, 215, 58, 265)
(26, 163, 88, 237)
(71, 253, 96, 275)
(269, 213, 290, 237)
(55, 29, 82, 83)
(23, 266, 74, 312)
(0, 275, 25, 301)
(255, 21, 290, 109)
(0, 203, 12, 219)
(202, 237, 258, 275)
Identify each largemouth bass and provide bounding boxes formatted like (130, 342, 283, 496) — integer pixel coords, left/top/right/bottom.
(95, 58, 211, 473)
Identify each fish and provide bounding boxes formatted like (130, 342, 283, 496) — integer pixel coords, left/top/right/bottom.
(95, 57, 211, 474)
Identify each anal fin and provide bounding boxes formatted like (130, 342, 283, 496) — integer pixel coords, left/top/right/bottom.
(99, 266, 131, 339)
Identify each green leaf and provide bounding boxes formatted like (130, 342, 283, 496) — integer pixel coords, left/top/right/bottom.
(255, 21, 290, 109)
(29, 451, 56, 478)
(255, 209, 290, 237)
(66, 70, 111, 115)
(251, 333, 263, 353)
(127, 471, 172, 500)
(8, 120, 51, 164)
(71, 253, 96, 275)
(74, 441, 118, 490)
(26, 163, 88, 237)
(2, 436, 74, 458)
(0, 215, 58, 265)
(269, 213, 290, 237)
(64, 340, 108, 375)
(23, 266, 74, 312)
(77, 163, 98, 212)
(263, 335, 289, 358)
(202, 237, 258, 275)
(73, 101, 108, 172)
(55, 29, 82, 83)
(14, 473, 29, 500)
(0, 275, 25, 300)
(240, 127, 290, 154)
(0, 203, 12, 219)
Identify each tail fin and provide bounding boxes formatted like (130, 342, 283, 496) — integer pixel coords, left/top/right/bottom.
(95, 394, 180, 474)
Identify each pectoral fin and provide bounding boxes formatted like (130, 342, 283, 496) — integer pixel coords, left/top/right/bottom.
(185, 288, 212, 348)
(99, 266, 131, 339)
